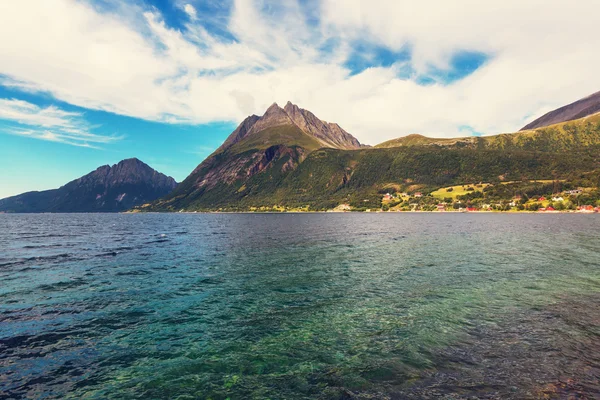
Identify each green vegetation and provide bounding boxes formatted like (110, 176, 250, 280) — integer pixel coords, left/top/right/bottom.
(431, 184, 491, 200)
(229, 125, 323, 154)
(376, 114, 600, 152)
(375, 134, 465, 148)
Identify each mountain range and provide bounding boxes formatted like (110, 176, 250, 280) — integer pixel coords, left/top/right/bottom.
(3, 92, 600, 213)
(145, 95, 600, 211)
(0, 158, 177, 213)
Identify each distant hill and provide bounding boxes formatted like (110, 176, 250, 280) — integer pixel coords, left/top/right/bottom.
(521, 90, 600, 130)
(376, 134, 467, 148)
(0, 158, 177, 213)
(376, 113, 600, 153)
(143, 102, 600, 212)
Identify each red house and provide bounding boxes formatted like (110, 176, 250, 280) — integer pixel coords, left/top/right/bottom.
(578, 205, 594, 212)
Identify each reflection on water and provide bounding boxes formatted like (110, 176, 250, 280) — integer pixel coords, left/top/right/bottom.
(0, 213, 599, 399)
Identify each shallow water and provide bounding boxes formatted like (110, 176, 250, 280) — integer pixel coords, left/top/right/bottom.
(0, 213, 599, 399)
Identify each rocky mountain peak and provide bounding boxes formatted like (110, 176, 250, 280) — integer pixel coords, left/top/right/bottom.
(0, 158, 178, 213)
(248, 102, 293, 134)
(217, 101, 363, 152)
(265, 102, 282, 112)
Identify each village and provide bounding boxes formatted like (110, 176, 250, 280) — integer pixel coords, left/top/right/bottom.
(377, 182, 600, 213)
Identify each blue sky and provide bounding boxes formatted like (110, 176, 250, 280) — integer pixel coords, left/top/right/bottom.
(1, 0, 599, 198)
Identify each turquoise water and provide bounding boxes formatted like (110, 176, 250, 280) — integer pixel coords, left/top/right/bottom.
(1, 213, 599, 399)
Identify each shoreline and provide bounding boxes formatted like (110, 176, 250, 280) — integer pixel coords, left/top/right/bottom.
(2, 210, 598, 215)
(127, 209, 599, 215)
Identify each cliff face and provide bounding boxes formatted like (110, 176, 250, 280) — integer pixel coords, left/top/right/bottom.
(282, 101, 363, 150)
(521, 90, 600, 130)
(0, 158, 177, 213)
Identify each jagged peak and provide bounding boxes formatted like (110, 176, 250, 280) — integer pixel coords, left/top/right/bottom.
(117, 157, 143, 165)
(283, 100, 299, 112)
(216, 100, 363, 152)
(264, 102, 284, 115)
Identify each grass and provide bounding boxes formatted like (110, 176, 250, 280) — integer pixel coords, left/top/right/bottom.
(375, 134, 470, 148)
(431, 184, 491, 200)
(230, 125, 323, 154)
(500, 179, 559, 185)
(374, 112, 600, 152)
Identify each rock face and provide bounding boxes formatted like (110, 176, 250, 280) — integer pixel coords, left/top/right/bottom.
(218, 101, 364, 153)
(521, 90, 600, 130)
(0, 158, 177, 213)
(282, 101, 363, 150)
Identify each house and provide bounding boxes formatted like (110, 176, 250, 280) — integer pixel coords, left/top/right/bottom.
(552, 196, 564, 202)
(414, 192, 423, 198)
(538, 196, 546, 201)
(546, 206, 556, 211)
(383, 193, 393, 201)
(437, 204, 446, 211)
(578, 205, 594, 213)
(566, 189, 582, 195)
(466, 207, 478, 212)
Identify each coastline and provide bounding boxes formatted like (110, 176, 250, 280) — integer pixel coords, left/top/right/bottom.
(125, 209, 600, 214)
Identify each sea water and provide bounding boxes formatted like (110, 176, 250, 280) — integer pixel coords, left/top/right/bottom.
(1, 213, 599, 399)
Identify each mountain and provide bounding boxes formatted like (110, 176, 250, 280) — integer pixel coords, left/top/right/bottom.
(376, 113, 600, 152)
(0, 158, 177, 213)
(145, 108, 600, 212)
(521, 90, 600, 130)
(376, 134, 467, 148)
(216, 101, 364, 153)
(146, 102, 364, 211)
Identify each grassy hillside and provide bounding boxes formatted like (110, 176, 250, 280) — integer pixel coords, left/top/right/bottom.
(147, 145, 599, 211)
(375, 113, 600, 152)
(228, 125, 323, 154)
(375, 134, 469, 148)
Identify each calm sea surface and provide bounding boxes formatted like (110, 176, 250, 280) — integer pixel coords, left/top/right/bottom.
(1, 213, 599, 399)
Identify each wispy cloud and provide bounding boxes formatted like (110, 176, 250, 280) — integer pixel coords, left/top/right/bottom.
(0, 98, 121, 148)
(183, 4, 198, 20)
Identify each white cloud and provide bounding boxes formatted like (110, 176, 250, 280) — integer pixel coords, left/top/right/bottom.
(0, 98, 120, 148)
(1, 0, 600, 145)
(184, 4, 197, 20)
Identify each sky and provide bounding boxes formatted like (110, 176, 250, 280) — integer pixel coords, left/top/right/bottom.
(1, 0, 600, 198)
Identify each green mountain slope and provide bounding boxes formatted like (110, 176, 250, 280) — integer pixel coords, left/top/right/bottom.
(376, 113, 600, 152)
(145, 102, 364, 211)
(144, 105, 600, 212)
(375, 134, 466, 148)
